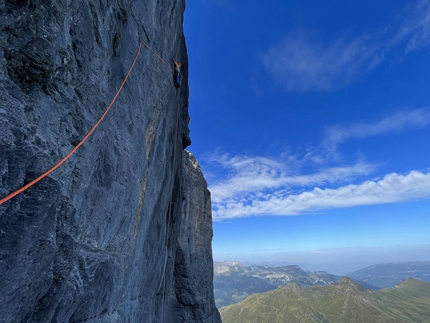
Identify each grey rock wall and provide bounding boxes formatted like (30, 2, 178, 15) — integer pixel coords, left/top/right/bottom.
(167, 151, 221, 323)
(0, 0, 219, 322)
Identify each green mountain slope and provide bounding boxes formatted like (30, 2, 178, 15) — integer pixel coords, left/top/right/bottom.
(214, 261, 340, 308)
(219, 278, 430, 323)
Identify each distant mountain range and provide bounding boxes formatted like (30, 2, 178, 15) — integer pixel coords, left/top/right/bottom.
(348, 261, 430, 288)
(214, 261, 430, 308)
(214, 261, 340, 307)
(219, 278, 430, 323)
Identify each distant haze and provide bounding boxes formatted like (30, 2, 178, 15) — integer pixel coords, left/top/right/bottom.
(213, 244, 430, 275)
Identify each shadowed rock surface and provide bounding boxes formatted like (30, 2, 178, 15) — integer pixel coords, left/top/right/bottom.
(0, 0, 220, 322)
(168, 151, 221, 323)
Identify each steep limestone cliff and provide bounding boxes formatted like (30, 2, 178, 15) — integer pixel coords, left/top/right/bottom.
(0, 0, 220, 322)
(169, 151, 221, 323)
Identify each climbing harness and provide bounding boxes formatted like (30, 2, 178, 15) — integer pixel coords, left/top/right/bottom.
(171, 58, 182, 88)
(0, 40, 179, 206)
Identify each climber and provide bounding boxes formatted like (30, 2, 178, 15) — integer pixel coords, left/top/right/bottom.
(172, 58, 181, 88)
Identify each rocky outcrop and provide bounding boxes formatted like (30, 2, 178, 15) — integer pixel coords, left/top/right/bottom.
(168, 151, 221, 323)
(0, 0, 219, 322)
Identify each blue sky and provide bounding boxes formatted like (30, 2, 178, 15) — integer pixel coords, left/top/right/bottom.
(184, 0, 430, 272)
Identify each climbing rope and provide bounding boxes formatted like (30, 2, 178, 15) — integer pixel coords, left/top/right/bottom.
(0, 42, 143, 205)
(141, 40, 173, 73)
(0, 39, 177, 206)
(0, 35, 183, 323)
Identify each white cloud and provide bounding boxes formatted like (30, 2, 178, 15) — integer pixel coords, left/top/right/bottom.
(261, 32, 379, 92)
(262, 0, 430, 92)
(323, 108, 430, 152)
(213, 171, 430, 220)
(395, 0, 430, 53)
(209, 154, 374, 204)
(208, 109, 430, 221)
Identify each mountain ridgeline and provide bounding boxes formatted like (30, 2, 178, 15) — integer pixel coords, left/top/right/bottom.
(220, 278, 430, 323)
(348, 261, 430, 288)
(0, 1, 220, 322)
(214, 261, 341, 308)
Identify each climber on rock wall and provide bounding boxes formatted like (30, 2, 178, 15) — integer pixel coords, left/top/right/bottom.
(172, 58, 181, 88)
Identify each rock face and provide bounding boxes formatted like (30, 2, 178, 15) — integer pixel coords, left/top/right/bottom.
(168, 151, 221, 322)
(0, 1, 220, 322)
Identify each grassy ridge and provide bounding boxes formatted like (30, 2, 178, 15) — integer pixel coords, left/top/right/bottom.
(214, 262, 340, 308)
(220, 278, 430, 323)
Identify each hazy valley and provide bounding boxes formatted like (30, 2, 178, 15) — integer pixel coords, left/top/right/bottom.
(216, 261, 430, 322)
(348, 261, 430, 288)
(214, 261, 341, 307)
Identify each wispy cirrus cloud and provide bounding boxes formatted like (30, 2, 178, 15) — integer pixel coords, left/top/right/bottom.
(261, 32, 380, 92)
(213, 171, 430, 220)
(207, 108, 430, 220)
(323, 108, 430, 153)
(262, 0, 430, 92)
(209, 154, 374, 204)
(394, 0, 430, 53)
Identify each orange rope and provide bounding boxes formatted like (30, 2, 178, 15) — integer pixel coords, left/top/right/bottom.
(141, 40, 173, 73)
(0, 41, 144, 205)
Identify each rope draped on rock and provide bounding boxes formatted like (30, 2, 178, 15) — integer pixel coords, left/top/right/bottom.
(0, 40, 179, 206)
